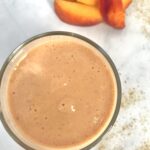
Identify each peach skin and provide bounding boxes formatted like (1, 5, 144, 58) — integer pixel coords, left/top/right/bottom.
(99, 0, 125, 29)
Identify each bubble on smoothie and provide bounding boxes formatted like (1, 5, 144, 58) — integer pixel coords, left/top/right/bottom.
(34, 117, 37, 121)
(58, 98, 76, 113)
(71, 105, 76, 112)
(28, 104, 38, 113)
(63, 83, 67, 86)
(57, 133, 61, 137)
(12, 91, 16, 95)
(16, 116, 20, 121)
(44, 116, 48, 120)
(28, 107, 32, 111)
(13, 67, 17, 71)
(41, 126, 45, 130)
(34, 108, 37, 112)
(51, 44, 56, 50)
(35, 121, 39, 125)
(58, 127, 62, 130)
(96, 109, 100, 112)
(52, 74, 56, 78)
(91, 66, 95, 70)
(93, 116, 99, 124)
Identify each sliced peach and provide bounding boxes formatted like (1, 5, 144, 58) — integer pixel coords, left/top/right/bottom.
(54, 0, 102, 26)
(77, 0, 97, 6)
(99, 0, 125, 29)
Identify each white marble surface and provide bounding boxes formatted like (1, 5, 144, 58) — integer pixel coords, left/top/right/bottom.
(0, 0, 150, 150)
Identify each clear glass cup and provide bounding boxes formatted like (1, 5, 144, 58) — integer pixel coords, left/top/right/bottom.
(0, 31, 121, 150)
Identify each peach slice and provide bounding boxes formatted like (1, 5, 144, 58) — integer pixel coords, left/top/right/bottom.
(99, 0, 125, 29)
(54, 0, 102, 26)
(122, 0, 132, 9)
(77, 0, 97, 6)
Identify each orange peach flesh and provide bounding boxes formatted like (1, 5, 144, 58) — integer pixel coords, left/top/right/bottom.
(55, 0, 102, 26)
(77, 0, 97, 6)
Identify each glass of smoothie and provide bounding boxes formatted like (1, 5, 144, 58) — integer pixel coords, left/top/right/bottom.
(0, 31, 121, 150)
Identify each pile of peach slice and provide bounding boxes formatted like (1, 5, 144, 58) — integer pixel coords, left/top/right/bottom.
(54, 0, 132, 29)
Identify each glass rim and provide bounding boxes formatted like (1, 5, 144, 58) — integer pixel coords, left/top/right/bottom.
(0, 31, 122, 150)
